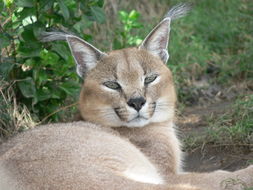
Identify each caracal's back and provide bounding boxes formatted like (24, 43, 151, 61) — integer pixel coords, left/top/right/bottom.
(0, 122, 199, 190)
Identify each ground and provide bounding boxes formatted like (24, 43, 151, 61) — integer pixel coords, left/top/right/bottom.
(177, 83, 253, 172)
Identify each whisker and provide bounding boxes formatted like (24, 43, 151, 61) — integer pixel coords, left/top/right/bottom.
(89, 107, 112, 113)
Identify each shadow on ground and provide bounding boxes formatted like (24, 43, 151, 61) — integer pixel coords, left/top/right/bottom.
(177, 83, 253, 172)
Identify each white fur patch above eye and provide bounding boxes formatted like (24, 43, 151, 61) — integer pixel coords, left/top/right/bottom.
(101, 85, 118, 92)
(148, 76, 161, 86)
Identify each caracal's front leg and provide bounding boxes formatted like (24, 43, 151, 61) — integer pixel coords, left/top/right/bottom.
(168, 165, 253, 190)
(115, 121, 182, 178)
(116, 123, 253, 190)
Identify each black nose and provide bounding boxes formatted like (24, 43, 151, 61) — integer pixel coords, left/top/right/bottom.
(127, 97, 146, 111)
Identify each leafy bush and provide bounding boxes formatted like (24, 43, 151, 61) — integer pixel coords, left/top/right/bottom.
(113, 10, 142, 49)
(0, 0, 106, 121)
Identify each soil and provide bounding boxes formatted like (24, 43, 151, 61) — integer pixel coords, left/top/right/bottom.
(177, 99, 253, 172)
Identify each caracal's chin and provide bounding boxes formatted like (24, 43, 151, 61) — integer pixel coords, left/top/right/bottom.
(119, 109, 173, 128)
(123, 117, 150, 128)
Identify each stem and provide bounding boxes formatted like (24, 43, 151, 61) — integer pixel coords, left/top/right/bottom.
(35, 0, 39, 20)
(11, 39, 17, 63)
(38, 102, 79, 125)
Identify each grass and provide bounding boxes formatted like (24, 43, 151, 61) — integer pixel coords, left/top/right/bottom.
(182, 94, 253, 151)
(165, 0, 253, 148)
(0, 80, 36, 141)
(206, 94, 253, 146)
(167, 0, 253, 103)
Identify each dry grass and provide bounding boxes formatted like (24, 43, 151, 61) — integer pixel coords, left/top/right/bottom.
(0, 80, 36, 142)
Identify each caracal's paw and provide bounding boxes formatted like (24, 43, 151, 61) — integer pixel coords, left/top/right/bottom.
(236, 165, 253, 183)
(221, 165, 253, 190)
(168, 184, 206, 190)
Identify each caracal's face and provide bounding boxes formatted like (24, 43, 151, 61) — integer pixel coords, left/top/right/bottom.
(42, 14, 176, 127)
(79, 48, 176, 128)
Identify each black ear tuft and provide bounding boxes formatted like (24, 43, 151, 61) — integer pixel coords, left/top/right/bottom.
(139, 3, 191, 63)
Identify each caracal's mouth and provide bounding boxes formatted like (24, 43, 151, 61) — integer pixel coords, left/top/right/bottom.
(114, 102, 157, 128)
(111, 101, 159, 127)
(124, 117, 150, 128)
(128, 115, 149, 123)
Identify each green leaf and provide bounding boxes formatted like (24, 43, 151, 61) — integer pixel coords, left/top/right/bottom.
(90, 6, 105, 23)
(73, 16, 93, 33)
(21, 25, 37, 42)
(40, 0, 54, 11)
(3, 0, 14, 7)
(57, 0, 70, 21)
(30, 22, 45, 41)
(0, 62, 14, 79)
(15, 0, 34, 7)
(131, 22, 142, 28)
(33, 69, 48, 86)
(0, 2, 4, 12)
(36, 88, 52, 102)
(48, 86, 65, 99)
(129, 10, 140, 20)
(17, 7, 36, 21)
(40, 50, 59, 66)
(51, 43, 70, 61)
(17, 77, 36, 98)
(119, 11, 128, 22)
(0, 34, 11, 49)
(59, 81, 79, 95)
(96, 0, 104, 7)
(18, 42, 41, 57)
(24, 59, 36, 67)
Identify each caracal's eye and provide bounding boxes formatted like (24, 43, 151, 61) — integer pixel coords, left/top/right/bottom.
(144, 74, 158, 85)
(103, 81, 121, 90)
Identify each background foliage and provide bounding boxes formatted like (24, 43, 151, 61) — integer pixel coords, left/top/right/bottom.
(0, 0, 106, 121)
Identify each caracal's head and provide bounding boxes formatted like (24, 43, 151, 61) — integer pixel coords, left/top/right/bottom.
(42, 4, 190, 128)
(79, 46, 176, 128)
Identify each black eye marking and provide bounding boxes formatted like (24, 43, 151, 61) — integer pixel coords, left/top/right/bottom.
(114, 107, 123, 120)
(144, 74, 158, 85)
(103, 81, 121, 90)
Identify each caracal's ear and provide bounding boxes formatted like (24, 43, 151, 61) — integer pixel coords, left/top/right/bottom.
(139, 18, 171, 63)
(139, 3, 191, 63)
(41, 32, 107, 78)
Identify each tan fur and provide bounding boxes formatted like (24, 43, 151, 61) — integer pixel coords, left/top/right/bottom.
(79, 48, 176, 127)
(78, 47, 253, 190)
(1, 4, 253, 190)
(0, 122, 199, 190)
